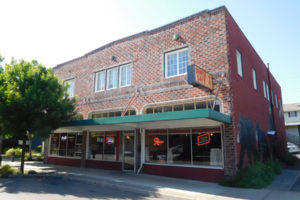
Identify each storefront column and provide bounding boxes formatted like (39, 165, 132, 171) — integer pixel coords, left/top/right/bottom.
(81, 130, 88, 168)
(137, 128, 145, 174)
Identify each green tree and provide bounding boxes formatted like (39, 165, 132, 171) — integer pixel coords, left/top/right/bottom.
(0, 59, 75, 173)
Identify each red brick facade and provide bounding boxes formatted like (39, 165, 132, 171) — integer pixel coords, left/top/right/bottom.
(47, 6, 286, 181)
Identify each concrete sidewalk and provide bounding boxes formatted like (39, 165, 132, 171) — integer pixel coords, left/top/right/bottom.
(2, 160, 300, 200)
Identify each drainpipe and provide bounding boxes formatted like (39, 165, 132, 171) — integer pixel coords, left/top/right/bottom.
(137, 128, 145, 174)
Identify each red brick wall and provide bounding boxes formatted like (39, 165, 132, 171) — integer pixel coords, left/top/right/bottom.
(48, 157, 81, 167)
(143, 164, 224, 182)
(225, 9, 287, 167)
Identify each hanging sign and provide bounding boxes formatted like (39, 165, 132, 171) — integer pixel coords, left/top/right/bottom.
(196, 133, 211, 146)
(106, 136, 114, 144)
(153, 137, 164, 146)
(187, 64, 213, 91)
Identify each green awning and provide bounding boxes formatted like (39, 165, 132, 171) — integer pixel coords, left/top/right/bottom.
(55, 109, 231, 132)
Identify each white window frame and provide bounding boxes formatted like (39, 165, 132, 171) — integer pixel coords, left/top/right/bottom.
(266, 84, 270, 101)
(164, 48, 189, 78)
(119, 64, 132, 87)
(275, 94, 278, 108)
(64, 78, 75, 97)
(236, 50, 243, 77)
(107, 67, 119, 90)
(94, 70, 106, 92)
(252, 68, 257, 90)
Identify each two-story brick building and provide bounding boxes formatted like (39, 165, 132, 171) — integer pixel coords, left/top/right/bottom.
(44, 6, 287, 182)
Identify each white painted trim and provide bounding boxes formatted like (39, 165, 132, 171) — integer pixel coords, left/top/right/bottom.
(144, 162, 224, 169)
(48, 156, 81, 159)
(164, 47, 189, 78)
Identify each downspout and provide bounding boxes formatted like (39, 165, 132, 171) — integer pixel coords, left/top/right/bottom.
(137, 128, 145, 174)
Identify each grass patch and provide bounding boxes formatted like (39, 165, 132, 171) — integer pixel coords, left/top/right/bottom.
(220, 159, 282, 189)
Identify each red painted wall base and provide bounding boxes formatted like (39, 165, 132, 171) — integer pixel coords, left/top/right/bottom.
(47, 157, 81, 167)
(143, 164, 224, 182)
(86, 160, 122, 171)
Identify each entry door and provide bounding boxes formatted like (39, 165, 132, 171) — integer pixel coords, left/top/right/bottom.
(123, 131, 136, 172)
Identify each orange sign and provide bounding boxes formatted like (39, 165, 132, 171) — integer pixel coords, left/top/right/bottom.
(196, 133, 211, 146)
(195, 67, 213, 90)
(153, 137, 164, 146)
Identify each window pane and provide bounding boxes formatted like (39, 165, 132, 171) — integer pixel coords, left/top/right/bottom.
(64, 79, 75, 97)
(66, 133, 76, 157)
(196, 102, 207, 109)
(96, 71, 106, 91)
(59, 133, 67, 156)
(103, 133, 117, 161)
(174, 104, 183, 111)
(154, 107, 162, 113)
(129, 110, 136, 115)
(236, 50, 243, 77)
(145, 132, 167, 163)
(50, 133, 60, 156)
(167, 53, 177, 77)
(252, 68, 257, 90)
(178, 50, 188, 74)
(89, 132, 104, 160)
(184, 103, 194, 110)
(120, 65, 132, 87)
(146, 108, 153, 114)
(163, 105, 173, 112)
(109, 112, 115, 117)
(107, 68, 118, 89)
(167, 131, 191, 164)
(192, 132, 222, 166)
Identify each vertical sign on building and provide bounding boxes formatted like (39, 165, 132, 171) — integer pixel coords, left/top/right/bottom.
(187, 64, 213, 91)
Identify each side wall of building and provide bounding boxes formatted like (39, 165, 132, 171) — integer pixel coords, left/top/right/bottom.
(225, 9, 286, 168)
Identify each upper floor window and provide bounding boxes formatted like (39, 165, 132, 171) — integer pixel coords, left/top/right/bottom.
(252, 68, 257, 90)
(107, 67, 118, 89)
(165, 48, 188, 77)
(288, 111, 297, 118)
(263, 80, 270, 100)
(64, 78, 75, 97)
(120, 64, 132, 87)
(236, 50, 243, 77)
(95, 71, 106, 92)
(275, 94, 278, 108)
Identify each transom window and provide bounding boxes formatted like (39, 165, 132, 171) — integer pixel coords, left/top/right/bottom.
(90, 109, 136, 119)
(145, 100, 220, 114)
(63, 79, 75, 97)
(165, 48, 189, 77)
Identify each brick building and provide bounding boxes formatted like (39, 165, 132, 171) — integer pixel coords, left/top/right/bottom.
(44, 6, 286, 182)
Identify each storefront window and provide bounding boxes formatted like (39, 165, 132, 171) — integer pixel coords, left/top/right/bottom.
(167, 129, 191, 165)
(145, 128, 223, 167)
(89, 132, 104, 160)
(145, 130, 167, 163)
(50, 132, 82, 158)
(103, 132, 117, 161)
(89, 132, 118, 161)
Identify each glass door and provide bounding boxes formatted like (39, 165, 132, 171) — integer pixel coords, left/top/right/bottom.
(123, 131, 136, 172)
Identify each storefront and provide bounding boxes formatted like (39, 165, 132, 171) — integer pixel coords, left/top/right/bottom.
(47, 109, 231, 181)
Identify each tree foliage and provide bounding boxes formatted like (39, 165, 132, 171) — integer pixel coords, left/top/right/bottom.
(0, 59, 76, 172)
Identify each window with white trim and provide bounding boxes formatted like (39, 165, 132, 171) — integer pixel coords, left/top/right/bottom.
(266, 84, 270, 101)
(288, 111, 297, 118)
(165, 48, 189, 77)
(95, 71, 106, 92)
(236, 50, 243, 77)
(107, 67, 118, 89)
(275, 94, 278, 108)
(252, 68, 257, 90)
(263, 80, 267, 98)
(119, 64, 132, 87)
(64, 79, 75, 97)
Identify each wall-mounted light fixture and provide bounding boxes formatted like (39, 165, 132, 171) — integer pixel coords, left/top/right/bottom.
(111, 55, 116, 61)
(172, 33, 180, 41)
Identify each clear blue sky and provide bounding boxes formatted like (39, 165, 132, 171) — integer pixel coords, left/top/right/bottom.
(0, 0, 299, 104)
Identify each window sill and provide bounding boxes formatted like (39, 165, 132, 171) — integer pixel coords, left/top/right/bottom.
(165, 73, 187, 79)
(144, 162, 224, 169)
(48, 155, 81, 159)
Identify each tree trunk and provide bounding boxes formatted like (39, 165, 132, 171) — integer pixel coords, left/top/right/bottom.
(20, 136, 26, 174)
(29, 135, 32, 160)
